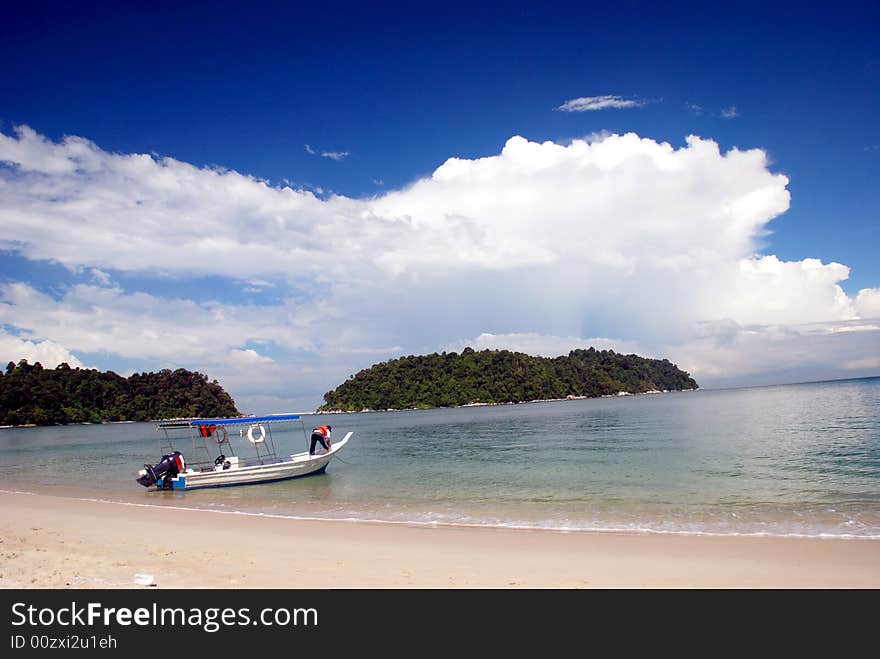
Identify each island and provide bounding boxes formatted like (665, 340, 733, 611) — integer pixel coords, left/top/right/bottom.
(319, 347, 698, 412)
(0, 360, 239, 426)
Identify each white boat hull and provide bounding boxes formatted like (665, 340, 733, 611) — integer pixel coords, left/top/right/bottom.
(159, 431, 352, 491)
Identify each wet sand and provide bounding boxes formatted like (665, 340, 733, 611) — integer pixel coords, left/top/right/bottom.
(1, 491, 878, 588)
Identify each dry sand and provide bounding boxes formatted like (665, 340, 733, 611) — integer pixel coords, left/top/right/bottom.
(1, 491, 878, 588)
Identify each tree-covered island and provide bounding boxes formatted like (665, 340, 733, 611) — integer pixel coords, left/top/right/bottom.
(0, 360, 239, 426)
(319, 347, 698, 412)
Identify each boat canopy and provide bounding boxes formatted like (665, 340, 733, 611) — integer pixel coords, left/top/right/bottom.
(157, 413, 301, 429)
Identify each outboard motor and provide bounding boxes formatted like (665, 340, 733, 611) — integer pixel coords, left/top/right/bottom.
(136, 451, 185, 488)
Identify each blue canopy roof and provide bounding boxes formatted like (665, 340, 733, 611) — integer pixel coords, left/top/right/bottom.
(158, 413, 301, 428)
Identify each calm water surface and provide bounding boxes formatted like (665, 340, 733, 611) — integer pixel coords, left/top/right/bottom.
(2, 377, 879, 538)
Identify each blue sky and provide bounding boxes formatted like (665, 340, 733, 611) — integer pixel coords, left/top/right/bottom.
(1, 1, 878, 411)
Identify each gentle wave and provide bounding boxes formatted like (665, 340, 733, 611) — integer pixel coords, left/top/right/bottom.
(3, 379, 878, 542)
(4, 488, 878, 540)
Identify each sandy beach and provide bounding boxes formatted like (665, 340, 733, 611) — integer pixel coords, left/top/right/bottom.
(1, 491, 878, 588)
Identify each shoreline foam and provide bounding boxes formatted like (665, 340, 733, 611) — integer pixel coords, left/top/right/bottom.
(2, 490, 879, 588)
(3, 486, 878, 541)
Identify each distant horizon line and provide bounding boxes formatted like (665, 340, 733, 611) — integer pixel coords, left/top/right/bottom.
(699, 374, 880, 392)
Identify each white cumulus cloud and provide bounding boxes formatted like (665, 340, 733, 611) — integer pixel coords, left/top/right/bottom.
(0, 125, 877, 408)
(0, 328, 84, 369)
(855, 288, 880, 318)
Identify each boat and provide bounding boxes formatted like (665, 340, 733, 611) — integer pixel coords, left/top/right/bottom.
(135, 413, 352, 491)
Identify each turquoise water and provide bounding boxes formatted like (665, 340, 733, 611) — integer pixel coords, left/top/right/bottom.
(2, 377, 879, 538)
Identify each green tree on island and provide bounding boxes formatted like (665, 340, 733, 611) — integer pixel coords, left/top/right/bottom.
(0, 360, 239, 426)
(319, 347, 698, 412)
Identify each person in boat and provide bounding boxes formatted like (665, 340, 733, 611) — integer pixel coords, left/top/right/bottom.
(309, 424, 332, 455)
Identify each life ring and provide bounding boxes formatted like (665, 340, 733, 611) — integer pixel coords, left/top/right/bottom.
(247, 424, 266, 444)
(213, 427, 229, 445)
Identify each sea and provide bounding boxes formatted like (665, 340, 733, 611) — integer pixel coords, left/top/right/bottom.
(2, 377, 879, 540)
